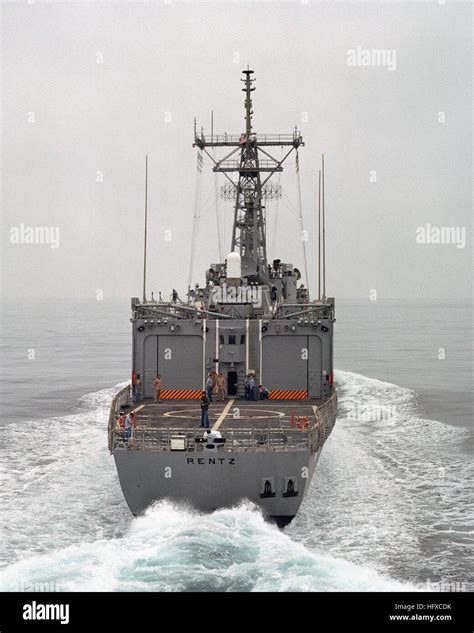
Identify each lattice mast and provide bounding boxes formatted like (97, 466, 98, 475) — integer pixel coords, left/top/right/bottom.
(193, 69, 304, 284)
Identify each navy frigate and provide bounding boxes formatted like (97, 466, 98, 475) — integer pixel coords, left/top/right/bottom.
(108, 69, 337, 527)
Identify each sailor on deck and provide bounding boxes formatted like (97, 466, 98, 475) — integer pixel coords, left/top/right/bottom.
(249, 374, 256, 401)
(203, 429, 222, 450)
(216, 372, 226, 401)
(123, 412, 135, 441)
(206, 374, 214, 402)
(200, 391, 210, 428)
(132, 371, 141, 403)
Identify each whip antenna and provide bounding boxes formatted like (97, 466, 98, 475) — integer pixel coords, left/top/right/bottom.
(142, 155, 148, 303)
(212, 110, 223, 262)
(296, 149, 309, 290)
(322, 154, 326, 299)
(318, 168, 321, 301)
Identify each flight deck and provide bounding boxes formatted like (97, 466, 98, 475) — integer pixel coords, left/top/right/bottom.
(130, 398, 321, 432)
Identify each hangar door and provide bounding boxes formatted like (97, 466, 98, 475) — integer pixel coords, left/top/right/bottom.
(143, 335, 203, 398)
(262, 336, 307, 390)
(158, 335, 202, 390)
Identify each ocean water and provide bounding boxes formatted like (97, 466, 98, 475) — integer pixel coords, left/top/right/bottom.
(0, 298, 472, 592)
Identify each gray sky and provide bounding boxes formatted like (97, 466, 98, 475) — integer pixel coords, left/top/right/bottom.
(1, 0, 472, 300)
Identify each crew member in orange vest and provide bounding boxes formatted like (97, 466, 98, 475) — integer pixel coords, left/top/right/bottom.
(132, 371, 141, 403)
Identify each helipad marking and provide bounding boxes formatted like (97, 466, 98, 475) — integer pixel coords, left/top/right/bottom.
(163, 408, 225, 419)
(212, 399, 234, 432)
(162, 407, 285, 420)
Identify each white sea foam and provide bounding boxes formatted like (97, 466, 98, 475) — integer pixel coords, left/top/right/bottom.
(0, 501, 415, 592)
(288, 370, 474, 589)
(1, 371, 472, 591)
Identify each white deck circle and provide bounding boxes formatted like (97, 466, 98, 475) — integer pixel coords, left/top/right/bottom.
(162, 408, 285, 420)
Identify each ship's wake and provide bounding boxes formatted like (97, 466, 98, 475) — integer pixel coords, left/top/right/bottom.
(288, 370, 473, 590)
(0, 500, 414, 592)
(1, 371, 472, 591)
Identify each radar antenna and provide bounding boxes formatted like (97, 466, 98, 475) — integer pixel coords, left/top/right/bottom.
(194, 69, 304, 283)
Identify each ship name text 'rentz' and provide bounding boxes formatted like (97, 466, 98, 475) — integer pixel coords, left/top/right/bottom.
(187, 457, 236, 465)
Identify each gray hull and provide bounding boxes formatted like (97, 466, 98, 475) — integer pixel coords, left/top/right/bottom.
(114, 447, 322, 521)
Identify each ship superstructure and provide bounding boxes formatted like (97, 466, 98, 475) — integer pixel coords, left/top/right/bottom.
(109, 70, 337, 526)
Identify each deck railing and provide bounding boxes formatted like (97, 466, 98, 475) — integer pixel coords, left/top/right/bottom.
(216, 159, 283, 172)
(109, 387, 338, 454)
(196, 133, 301, 146)
(108, 384, 131, 452)
(113, 426, 310, 453)
(308, 389, 338, 453)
